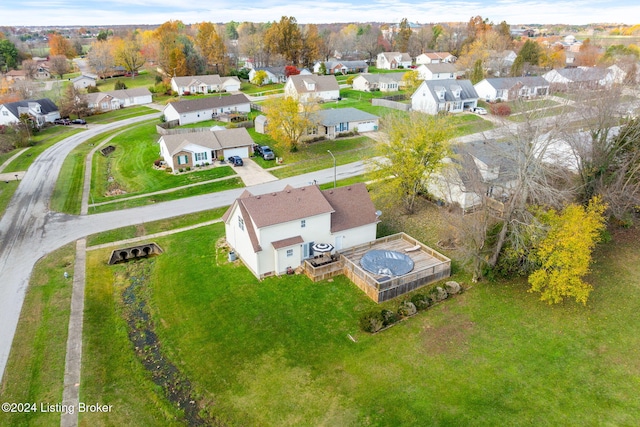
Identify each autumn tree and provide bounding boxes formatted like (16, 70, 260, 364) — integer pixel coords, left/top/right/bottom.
(251, 70, 268, 86)
(300, 24, 322, 69)
(263, 97, 319, 152)
(195, 22, 227, 74)
(154, 20, 185, 75)
(401, 69, 420, 91)
(264, 16, 302, 65)
(368, 112, 453, 214)
(49, 55, 70, 79)
(358, 25, 383, 64)
(528, 196, 607, 305)
(49, 33, 75, 59)
(21, 59, 38, 79)
(471, 59, 484, 84)
(409, 25, 433, 57)
(113, 38, 145, 78)
(87, 39, 114, 78)
(59, 84, 89, 119)
(394, 18, 412, 53)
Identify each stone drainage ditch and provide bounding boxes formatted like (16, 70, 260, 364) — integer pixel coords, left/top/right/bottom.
(121, 264, 217, 426)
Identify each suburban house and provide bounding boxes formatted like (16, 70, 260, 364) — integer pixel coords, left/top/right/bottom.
(542, 67, 614, 90)
(427, 141, 517, 211)
(415, 52, 456, 65)
(474, 77, 550, 102)
(4, 70, 26, 81)
(170, 75, 241, 95)
(351, 73, 406, 92)
(84, 88, 152, 112)
(485, 50, 517, 76)
(416, 63, 458, 80)
(411, 79, 479, 115)
(376, 52, 412, 69)
(162, 93, 251, 126)
(0, 98, 60, 127)
(158, 127, 255, 171)
(314, 108, 379, 139)
(284, 75, 340, 102)
(222, 183, 379, 278)
(313, 60, 368, 75)
(72, 75, 97, 90)
(248, 67, 287, 84)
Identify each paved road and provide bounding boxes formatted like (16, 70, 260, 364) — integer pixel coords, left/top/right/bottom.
(0, 115, 369, 381)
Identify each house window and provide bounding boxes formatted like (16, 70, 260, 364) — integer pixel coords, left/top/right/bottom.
(177, 155, 188, 165)
(238, 216, 244, 230)
(195, 152, 207, 161)
(336, 122, 349, 132)
(286, 249, 294, 257)
(301, 219, 306, 228)
(2, 111, 7, 116)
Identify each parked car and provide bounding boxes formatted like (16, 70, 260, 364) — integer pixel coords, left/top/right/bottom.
(472, 107, 487, 115)
(253, 144, 263, 157)
(71, 118, 87, 125)
(54, 118, 71, 125)
(260, 146, 275, 160)
(228, 155, 243, 166)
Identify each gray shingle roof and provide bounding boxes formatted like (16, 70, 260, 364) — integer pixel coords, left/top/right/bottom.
(413, 79, 479, 102)
(482, 76, 549, 90)
(317, 108, 379, 126)
(1, 98, 58, 117)
(166, 93, 250, 114)
(160, 127, 254, 156)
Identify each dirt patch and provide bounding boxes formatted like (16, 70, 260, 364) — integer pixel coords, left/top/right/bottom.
(420, 315, 475, 355)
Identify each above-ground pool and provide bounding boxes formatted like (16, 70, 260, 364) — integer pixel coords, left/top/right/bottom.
(359, 249, 415, 277)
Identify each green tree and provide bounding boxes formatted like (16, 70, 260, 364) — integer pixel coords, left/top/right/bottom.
(471, 59, 484, 84)
(511, 39, 540, 76)
(0, 39, 19, 70)
(368, 112, 453, 213)
(528, 196, 607, 305)
(263, 97, 319, 152)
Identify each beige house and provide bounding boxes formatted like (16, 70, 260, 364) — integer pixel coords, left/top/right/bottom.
(284, 75, 340, 102)
(170, 75, 241, 95)
(158, 127, 254, 171)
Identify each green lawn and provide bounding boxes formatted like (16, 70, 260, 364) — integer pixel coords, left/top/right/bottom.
(0, 244, 74, 427)
(266, 136, 376, 179)
(86, 106, 159, 124)
(90, 122, 239, 204)
(1, 126, 82, 173)
(0, 180, 19, 217)
(94, 70, 157, 92)
(77, 221, 640, 425)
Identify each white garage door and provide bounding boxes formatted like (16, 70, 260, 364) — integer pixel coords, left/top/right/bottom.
(356, 121, 378, 132)
(223, 147, 249, 159)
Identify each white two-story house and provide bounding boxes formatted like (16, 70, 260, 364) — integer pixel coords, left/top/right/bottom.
(411, 79, 479, 114)
(222, 183, 379, 278)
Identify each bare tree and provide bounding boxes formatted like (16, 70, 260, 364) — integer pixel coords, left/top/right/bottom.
(21, 59, 38, 79)
(49, 55, 70, 79)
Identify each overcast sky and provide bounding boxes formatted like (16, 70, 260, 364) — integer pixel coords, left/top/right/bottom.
(2, 0, 640, 27)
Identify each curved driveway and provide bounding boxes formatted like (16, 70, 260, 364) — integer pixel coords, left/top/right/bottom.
(0, 115, 369, 381)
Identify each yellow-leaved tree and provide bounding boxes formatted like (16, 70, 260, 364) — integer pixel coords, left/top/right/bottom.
(528, 196, 608, 305)
(263, 97, 319, 152)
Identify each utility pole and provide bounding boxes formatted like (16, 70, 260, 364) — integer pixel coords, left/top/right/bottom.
(327, 150, 336, 188)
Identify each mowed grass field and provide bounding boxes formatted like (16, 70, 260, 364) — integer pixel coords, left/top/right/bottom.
(76, 222, 640, 426)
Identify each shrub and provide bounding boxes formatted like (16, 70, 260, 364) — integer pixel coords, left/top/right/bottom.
(398, 301, 417, 317)
(185, 166, 191, 171)
(490, 103, 511, 116)
(359, 311, 384, 333)
(381, 309, 399, 326)
(411, 293, 432, 310)
(165, 167, 172, 173)
(178, 168, 184, 173)
(114, 80, 127, 90)
(430, 286, 449, 302)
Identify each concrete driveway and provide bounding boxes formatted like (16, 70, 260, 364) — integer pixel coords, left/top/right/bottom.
(232, 157, 278, 186)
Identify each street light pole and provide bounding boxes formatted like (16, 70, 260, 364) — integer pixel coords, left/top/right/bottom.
(327, 150, 336, 188)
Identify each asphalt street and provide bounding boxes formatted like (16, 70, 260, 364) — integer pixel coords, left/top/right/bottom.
(0, 117, 370, 381)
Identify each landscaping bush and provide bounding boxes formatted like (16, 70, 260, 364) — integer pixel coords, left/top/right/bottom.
(411, 293, 432, 310)
(165, 167, 172, 173)
(178, 168, 184, 173)
(381, 309, 400, 326)
(490, 103, 511, 116)
(430, 286, 449, 302)
(186, 166, 191, 171)
(359, 311, 384, 333)
(398, 301, 417, 317)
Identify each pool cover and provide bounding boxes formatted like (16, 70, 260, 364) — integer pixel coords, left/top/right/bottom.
(360, 249, 414, 277)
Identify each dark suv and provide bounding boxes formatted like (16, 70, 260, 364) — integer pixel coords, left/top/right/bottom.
(228, 156, 243, 166)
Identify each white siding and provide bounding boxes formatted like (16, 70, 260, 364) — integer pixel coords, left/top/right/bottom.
(474, 80, 498, 102)
(223, 147, 249, 159)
